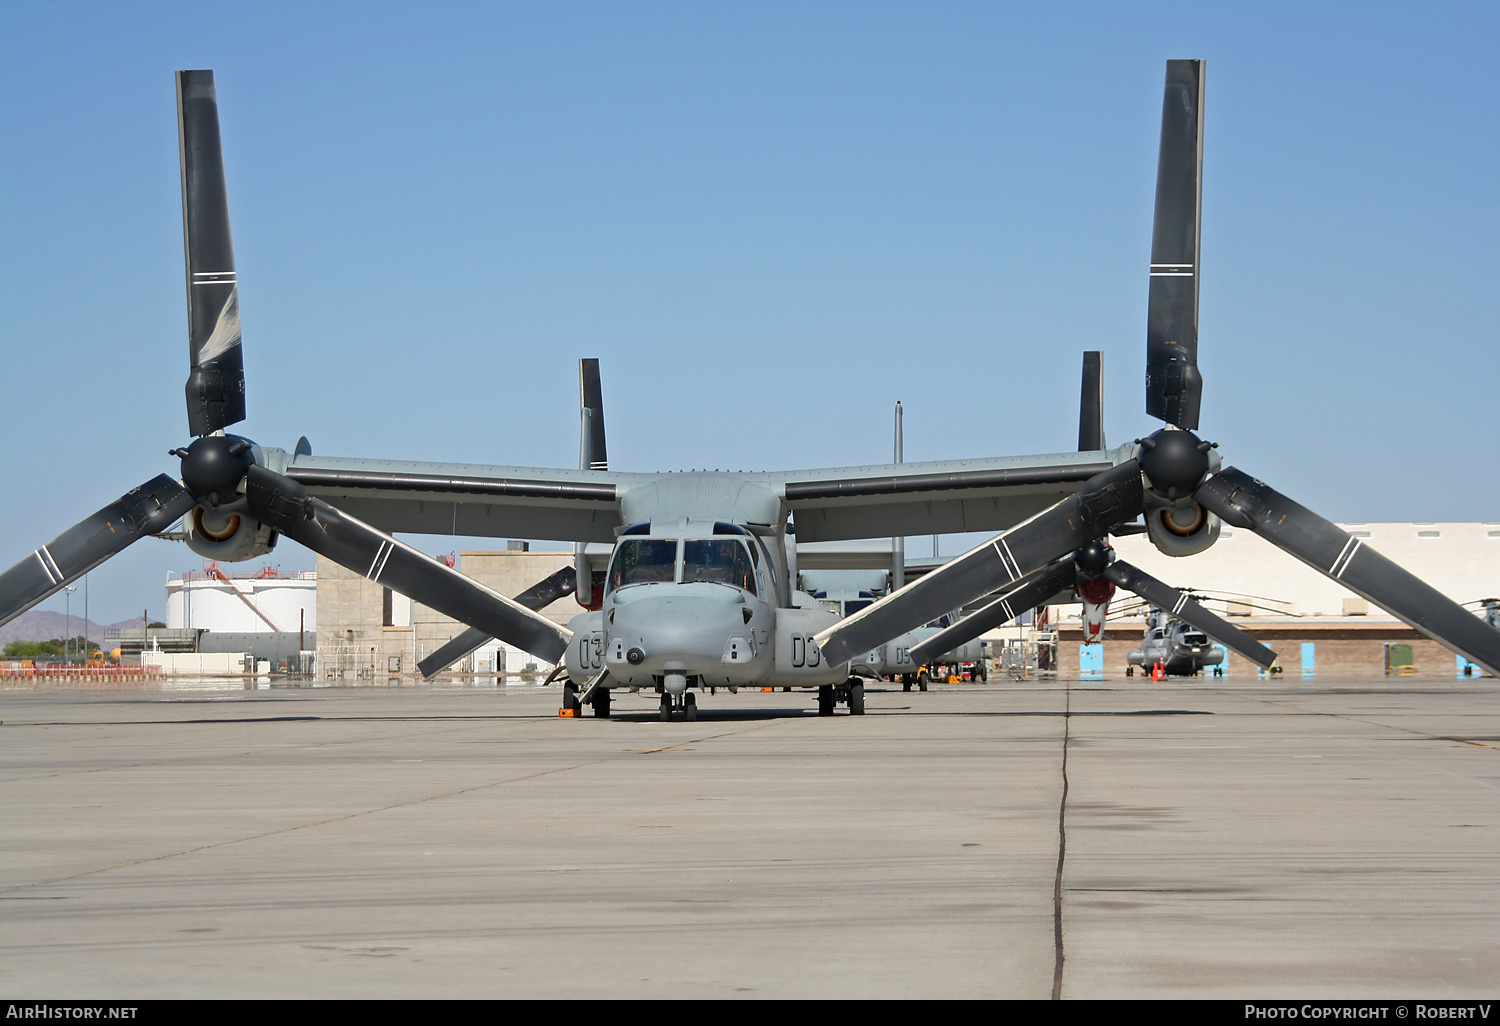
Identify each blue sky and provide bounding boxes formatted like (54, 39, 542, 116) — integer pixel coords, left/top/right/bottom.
(2, 1, 1496, 624)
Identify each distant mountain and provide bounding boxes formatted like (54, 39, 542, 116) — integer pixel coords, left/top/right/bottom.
(0, 609, 160, 646)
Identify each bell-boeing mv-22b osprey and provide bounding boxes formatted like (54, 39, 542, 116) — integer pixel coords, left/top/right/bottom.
(3, 63, 1498, 721)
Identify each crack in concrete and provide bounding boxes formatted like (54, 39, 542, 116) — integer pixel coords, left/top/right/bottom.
(1052, 680, 1070, 1001)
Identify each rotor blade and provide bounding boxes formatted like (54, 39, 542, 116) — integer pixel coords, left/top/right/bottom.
(1197, 467, 1500, 677)
(579, 358, 607, 471)
(1078, 351, 1104, 451)
(417, 565, 577, 678)
(418, 627, 491, 680)
(513, 564, 579, 610)
(0, 476, 195, 628)
(178, 70, 246, 436)
(817, 461, 1144, 666)
(908, 558, 1079, 666)
(1103, 559, 1276, 669)
(1144, 58, 1205, 430)
(575, 357, 607, 606)
(243, 466, 571, 663)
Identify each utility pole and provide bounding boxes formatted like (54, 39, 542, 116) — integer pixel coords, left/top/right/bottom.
(64, 586, 76, 663)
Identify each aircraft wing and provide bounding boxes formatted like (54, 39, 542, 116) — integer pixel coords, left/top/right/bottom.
(770, 448, 1121, 543)
(271, 451, 642, 544)
(269, 446, 1125, 547)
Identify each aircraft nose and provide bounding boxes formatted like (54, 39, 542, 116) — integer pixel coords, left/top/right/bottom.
(607, 593, 745, 678)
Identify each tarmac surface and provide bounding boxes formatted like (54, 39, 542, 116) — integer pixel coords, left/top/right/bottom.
(1, 672, 1496, 999)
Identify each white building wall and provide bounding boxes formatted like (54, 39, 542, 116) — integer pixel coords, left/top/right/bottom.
(166, 574, 318, 633)
(1109, 523, 1500, 621)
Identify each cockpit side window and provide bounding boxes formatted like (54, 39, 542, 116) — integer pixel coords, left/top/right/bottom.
(682, 539, 757, 594)
(608, 538, 679, 591)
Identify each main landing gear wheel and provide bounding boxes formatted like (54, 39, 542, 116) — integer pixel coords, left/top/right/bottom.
(563, 682, 582, 716)
(659, 693, 672, 722)
(684, 692, 697, 722)
(902, 674, 913, 692)
(847, 679, 865, 715)
(817, 684, 835, 716)
(591, 689, 611, 718)
(918, 671, 929, 692)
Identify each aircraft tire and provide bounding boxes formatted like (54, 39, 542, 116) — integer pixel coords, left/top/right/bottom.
(848, 680, 865, 715)
(659, 694, 672, 722)
(563, 682, 582, 716)
(817, 684, 835, 716)
(592, 689, 611, 718)
(684, 692, 697, 722)
(917, 671, 929, 693)
(902, 675, 912, 692)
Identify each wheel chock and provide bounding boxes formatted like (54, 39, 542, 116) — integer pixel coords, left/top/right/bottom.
(558, 707, 576, 717)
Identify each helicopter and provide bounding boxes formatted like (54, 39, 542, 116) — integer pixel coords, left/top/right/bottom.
(1126, 607, 1226, 678)
(3, 63, 1499, 724)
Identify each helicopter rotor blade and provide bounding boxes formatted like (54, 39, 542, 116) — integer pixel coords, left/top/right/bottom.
(575, 359, 607, 608)
(417, 565, 578, 678)
(1078, 351, 1105, 451)
(1197, 468, 1500, 677)
(1144, 58, 1205, 430)
(0, 476, 196, 628)
(579, 358, 607, 471)
(817, 461, 1144, 666)
(1103, 559, 1276, 669)
(243, 466, 571, 664)
(908, 558, 1079, 666)
(177, 70, 246, 436)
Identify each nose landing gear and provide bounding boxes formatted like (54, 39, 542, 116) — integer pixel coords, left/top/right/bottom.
(658, 691, 698, 722)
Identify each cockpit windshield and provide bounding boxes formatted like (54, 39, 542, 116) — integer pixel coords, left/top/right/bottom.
(682, 539, 756, 593)
(608, 538, 678, 590)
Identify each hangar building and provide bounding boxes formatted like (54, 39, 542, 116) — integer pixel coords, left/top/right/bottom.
(1052, 522, 1500, 676)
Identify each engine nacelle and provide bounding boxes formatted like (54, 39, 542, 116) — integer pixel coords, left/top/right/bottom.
(1135, 427, 1223, 558)
(1143, 495, 1221, 558)
(184, 504, 278, 562)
